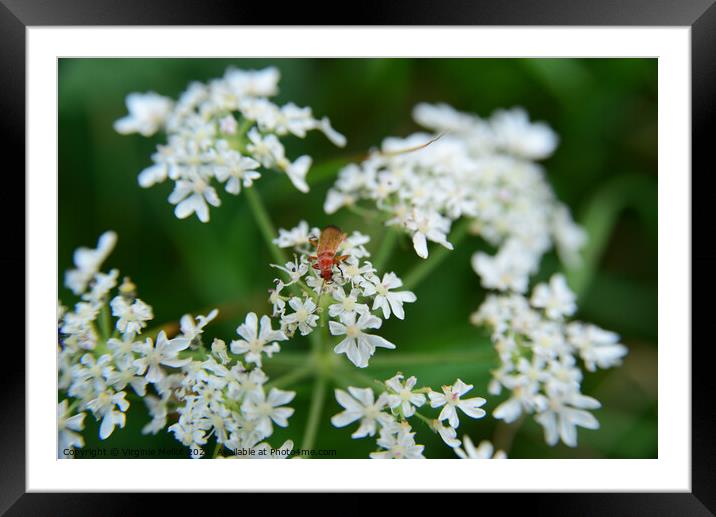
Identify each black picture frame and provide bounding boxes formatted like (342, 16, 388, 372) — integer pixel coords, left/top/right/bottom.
(2, 0, 712, 512)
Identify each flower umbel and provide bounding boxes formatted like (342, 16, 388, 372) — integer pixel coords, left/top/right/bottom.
(115, 67, 346, 222)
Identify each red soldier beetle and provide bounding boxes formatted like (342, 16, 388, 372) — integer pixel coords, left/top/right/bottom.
(309, 225, 350, 283)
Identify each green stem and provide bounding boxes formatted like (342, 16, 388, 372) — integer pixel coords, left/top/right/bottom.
(346, 204, 381, 221)
(99, 304, 112, 341)
(244, 186, 288, 267)
(213, 440, 223, 458)
(308, 325, 323, 356)
(366, 348, 494, 367)
(492, 415, 526, 455)
(300, 294, 335, 453)
(412, 410, 436, 430)
(372, 227, 399, 272)
(265, 363, 315, 390)
(402, 218, 471, 290)
(301, 375, 327, 452)
(339, 368, 383, 391)
(262, 352, 312, 367)
(244, 186, 317, 301)
(566, 174, 657, 299)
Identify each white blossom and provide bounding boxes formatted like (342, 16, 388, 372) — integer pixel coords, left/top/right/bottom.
(168, 176, 222, 223)
(271, 257, 309, 286)
(323, 102, 582, 281)
(331, 387, 393, 438)
(117, 67, 345, 222)
(241, 388, 295, 439)
(474, 279, 625, 448)
(133, 331, 191, 383)
(114, 92, 173, 137)
(384, 374, 426, 417)
(370, 423, 425, 459)
(567, 323, 628, 372)
(407, 210, 454, 259)
(86, 388, 130, 439)
(230, 313, 287, 367)
(273, 220, 318, 249)
(65, 231, 117, 295)
(455, 437, 506, 459)
(110, 296, 153, 339)
(534, 384, 600, 447)
(327, 287, 368, 319)
(281, 297, 319, 336)
(180, 308, 219, 342)
(530, 274, 577, 320)
(490, 107, 558, 160)
(362, 272, 416, 320)
(435, 421, 461, 448)
(329, 312, 395, 368)
(58, 400, 85, 457)
(428, 379, 487, 428)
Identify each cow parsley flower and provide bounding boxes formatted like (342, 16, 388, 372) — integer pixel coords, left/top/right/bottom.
(83, 269, 119, 304)
(455, 437, 507, 459)
(330, 312, 396, 368)
(141, 395, 169, 435)
(230, 312, 287, 367)
(370, 423, 425, 459)
(472, 274, 627, 447)
(406, 210, 454, 259)
(64, 231, 117, 295)
(241, 388, 296, 439)
(362, 273, 417, 320)
(281, 297, 319, 336)
(323, 102, 583, 279)
(435, 421, 461, 448)
(110, 296, 154, 339)
(331, 387, 393, 438)
(116, 67, 345, 222)
(490, 107, 558, 160)
(428, 379, 487, 428)
(384, 374, 426, 417)
(328, 287, 368, 319)
(133, 331, 191, 383)
(60, 234, 302, 457)
(271, 257, 309, 286)
(86, 388, 130, 439)
(530, 274, 577, 320)
(58, 400, 86, 457)
(113, 92, 173, 137)
(105, 361, 148, 396)
(272, 223, 416, 368)
(332, 374, 492, 458)
(534, 384, 601, 447)
(273, 220, 318, 249)
(566, 322, 628, 372)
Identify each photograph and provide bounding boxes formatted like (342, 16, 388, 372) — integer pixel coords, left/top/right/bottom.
(57, 57, 658, 460)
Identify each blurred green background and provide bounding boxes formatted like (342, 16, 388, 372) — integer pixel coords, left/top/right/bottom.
(59, 58, 657, 459)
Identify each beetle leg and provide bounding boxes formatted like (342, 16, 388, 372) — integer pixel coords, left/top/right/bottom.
(333, 254, 350, 265)
(309, 237, 319, 248)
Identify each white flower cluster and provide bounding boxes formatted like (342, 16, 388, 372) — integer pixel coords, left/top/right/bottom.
(270, 221, 416, 368)
(58, 232, 295, 458)
(115, 67, 346, 222)
(323, 103, 585, 291)
(471, 273, 628, 448)
(331, 373, 500, 459)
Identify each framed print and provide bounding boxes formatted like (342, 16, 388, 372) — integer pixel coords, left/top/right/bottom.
(3, 0, 713, 512)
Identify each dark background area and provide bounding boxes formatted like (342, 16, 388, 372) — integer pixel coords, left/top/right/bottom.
(58, 58, 657, 459)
